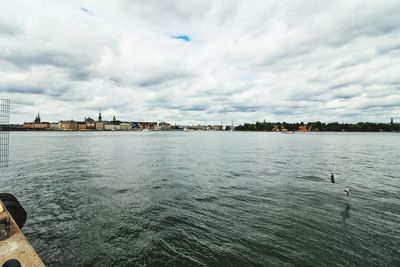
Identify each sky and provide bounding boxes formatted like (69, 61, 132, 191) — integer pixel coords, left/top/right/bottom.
(0, 0, 400, 124)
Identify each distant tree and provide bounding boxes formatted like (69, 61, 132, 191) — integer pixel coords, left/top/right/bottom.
(234, 120, 400, 132)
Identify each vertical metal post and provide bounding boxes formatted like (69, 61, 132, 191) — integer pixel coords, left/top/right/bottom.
(0, 99, 10, 168)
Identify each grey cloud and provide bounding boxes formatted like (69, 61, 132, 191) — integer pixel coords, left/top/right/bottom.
(0, 19, 21, 36)
(211, 105, 262, 114)
(379, 43, 400, 54)
(136, 72, 190, 88)
(330, 83, 354, 90)
(0, 86, 45, 95)
(0, 25, 20, 36)
(4, 52, 89, 70)
(181, 105, 208, 112)
(363, 104, 400, 111)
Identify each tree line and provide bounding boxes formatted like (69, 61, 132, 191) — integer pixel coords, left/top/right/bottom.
(235, 121, 400, 132)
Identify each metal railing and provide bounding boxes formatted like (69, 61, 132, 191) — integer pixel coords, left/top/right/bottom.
(0, 99, 10, 168)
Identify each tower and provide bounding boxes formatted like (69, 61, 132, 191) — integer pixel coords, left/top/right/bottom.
(98, 108, 102, 122)
(34, 112, 41, 123)
(391, 118, 393, 124)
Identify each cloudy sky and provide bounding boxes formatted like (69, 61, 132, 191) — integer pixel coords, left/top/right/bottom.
(1, 0, 400, 124)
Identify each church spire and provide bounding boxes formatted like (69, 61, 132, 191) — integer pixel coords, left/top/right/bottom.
(98, 107, 102, 122)
(34, 112, 41, 123)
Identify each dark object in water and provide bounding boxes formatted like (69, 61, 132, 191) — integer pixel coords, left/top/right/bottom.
(331, 173, 335, 183)
(2, 259, 22, 267)
(0, 193, 27, 229)
(343, 189, 350, 196)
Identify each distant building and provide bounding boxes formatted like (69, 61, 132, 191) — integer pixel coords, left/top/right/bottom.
(95, 121, 104, 131)
(159, 122, 171, 130)
(85, 117, 96, 129)
(98, 108, 102, 122)
(212, 125, 224, 131)
(298, 125, 312, 132)
(23, 122, 49, 129)
(34, 113, 41, 123)
(391, 118, 394, 125)
(131, 122, 141, 130)
(104, 123, 121, 131)
(58, 120, 78, 131)
(23, 113, 50, 129)
(190, 125, 200, 130)
(95, 109, 104, 130)
(139, 122, 157, 130)
(49, 123, 59, 130)
(120, 122, 132, 131)
(111, 116, 122, 125)
(78, 122, 87, 131)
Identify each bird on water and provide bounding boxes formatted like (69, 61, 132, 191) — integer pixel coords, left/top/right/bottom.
(343, 189, 351, 196)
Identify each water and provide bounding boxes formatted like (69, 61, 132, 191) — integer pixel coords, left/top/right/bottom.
(1, 132, 400, 266)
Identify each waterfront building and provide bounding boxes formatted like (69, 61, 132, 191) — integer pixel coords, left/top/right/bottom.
(85, 117, 96, 129)
(49, 123, 59, 130)
(23, 113, 50, 129)
(120, 122, 132, 131)
(212, 125, 224, 131)
(78, 122, 87, 131)
(139, 122, 157, 130)
(58, 120, 78, 130)
(159, 122, 171, 130)
(95, 122, 104, 131)
(298, 125, 312, 132)
(131, 122, 141, 130)
(104, 123, 121, 131)
(191, 125, 202, 130)
(23, 122, 50, 129)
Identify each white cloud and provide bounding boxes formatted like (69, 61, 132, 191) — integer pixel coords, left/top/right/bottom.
(1, 0, 400, 124)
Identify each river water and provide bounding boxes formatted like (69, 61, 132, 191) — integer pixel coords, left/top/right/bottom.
(1, 132, 399, 266)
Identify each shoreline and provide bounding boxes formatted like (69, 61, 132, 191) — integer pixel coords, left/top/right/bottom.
(5, 129, 399, 133)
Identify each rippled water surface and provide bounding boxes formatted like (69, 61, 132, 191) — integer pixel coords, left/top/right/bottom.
(1, 132, 400, 266)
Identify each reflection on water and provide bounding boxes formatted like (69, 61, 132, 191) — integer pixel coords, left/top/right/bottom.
(1, 131, 400, 266)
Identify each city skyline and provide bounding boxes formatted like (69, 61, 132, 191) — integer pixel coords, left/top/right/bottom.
(1, 1, 400, 124)
(8, 109, 399, 132)
(14, 109, 397, 126)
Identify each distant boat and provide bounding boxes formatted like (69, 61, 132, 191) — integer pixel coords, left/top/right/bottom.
(142, 129, 150, 132)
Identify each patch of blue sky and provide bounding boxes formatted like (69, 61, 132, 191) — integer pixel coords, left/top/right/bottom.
(171, 35, 190, 42)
